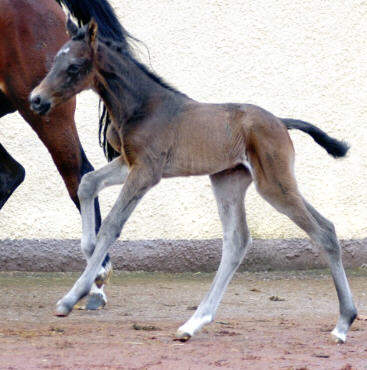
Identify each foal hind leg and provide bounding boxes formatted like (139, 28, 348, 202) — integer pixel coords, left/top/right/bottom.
(0, 144, 25, 209)
(77, 156, 128, 309)
(177, 166, 252, 341)
(303, 200, 357, 342)
(252, 161, 356, 343)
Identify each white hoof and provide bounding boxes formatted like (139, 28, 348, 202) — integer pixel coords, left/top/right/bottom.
(176, 314, 212, 340)
(175, 329, 192, 342)
(331, 328, 346, 344)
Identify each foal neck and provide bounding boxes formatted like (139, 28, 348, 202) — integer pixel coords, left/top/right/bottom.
(93, 41, 187, 127)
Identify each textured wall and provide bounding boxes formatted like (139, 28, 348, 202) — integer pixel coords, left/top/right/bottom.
(0, 0, 366, 241)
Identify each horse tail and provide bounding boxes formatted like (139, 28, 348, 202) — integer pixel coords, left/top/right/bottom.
(56, 0, 131, 161)
(280, 118, 349, 158)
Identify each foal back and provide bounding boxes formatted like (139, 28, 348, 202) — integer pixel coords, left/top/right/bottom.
(119, 101, 294, 180)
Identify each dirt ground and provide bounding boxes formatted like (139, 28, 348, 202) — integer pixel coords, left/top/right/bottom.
(0, 270, 366, 369)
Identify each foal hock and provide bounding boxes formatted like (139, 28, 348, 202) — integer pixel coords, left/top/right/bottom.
(30, 19, 356, 343)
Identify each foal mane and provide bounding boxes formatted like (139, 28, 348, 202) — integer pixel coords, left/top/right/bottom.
(101, 39, 185, 96)
(56, 0, 184, 160)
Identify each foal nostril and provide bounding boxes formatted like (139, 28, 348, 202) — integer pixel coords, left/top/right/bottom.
(30, 95, 51, 115)
(30, 95, 42, 109)
(33, 96, 41, 106)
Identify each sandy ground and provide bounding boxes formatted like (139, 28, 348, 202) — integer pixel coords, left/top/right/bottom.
(0, 270, 367, 369)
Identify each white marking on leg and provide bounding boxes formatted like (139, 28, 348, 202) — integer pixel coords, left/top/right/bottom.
(88, 283, 107, 307)
(331, 327, 346, 343)
(177, 315, 213, 337)
(90, 283, 105, 296)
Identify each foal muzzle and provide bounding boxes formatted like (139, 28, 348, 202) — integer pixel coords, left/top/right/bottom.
(29, 94, 52, 115)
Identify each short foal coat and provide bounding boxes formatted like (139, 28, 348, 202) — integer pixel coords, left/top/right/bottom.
(30, 20, 356, 343)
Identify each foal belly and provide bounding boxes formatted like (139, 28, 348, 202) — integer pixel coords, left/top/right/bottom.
(163, 139, 244, 178)
(164, 111, 245, 177)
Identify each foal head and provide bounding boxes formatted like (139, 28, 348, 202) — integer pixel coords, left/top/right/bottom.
(30, 18, 98, 115)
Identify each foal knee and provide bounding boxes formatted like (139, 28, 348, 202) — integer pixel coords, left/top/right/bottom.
(81, 240, 95, 259)
(78, 172, 97, 201)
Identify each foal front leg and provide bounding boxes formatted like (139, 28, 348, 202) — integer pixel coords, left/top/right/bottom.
(56, 165, 159, 316)
(77, 156, 128, 309)
(78, 157, 128, 260)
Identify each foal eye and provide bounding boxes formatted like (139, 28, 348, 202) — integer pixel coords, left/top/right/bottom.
(67, 64, 80, 75)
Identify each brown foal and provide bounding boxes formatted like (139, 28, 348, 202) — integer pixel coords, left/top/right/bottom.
(30, 19, 356, 343)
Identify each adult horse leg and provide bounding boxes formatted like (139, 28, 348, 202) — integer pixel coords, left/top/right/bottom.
(55, 164, 159, 316)
(247, 126, 357, 343)
(176, 166, 252, 341)
(19, 102, 110, 309)
(0, 92, 25, 209)
(0, 143, 25, 209)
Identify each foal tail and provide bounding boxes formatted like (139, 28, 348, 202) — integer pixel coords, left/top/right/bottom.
(280, 118, 349, 158)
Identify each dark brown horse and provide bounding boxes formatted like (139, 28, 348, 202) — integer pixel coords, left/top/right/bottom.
(30, 10, 356, 344)
(0, 0, 120, 309)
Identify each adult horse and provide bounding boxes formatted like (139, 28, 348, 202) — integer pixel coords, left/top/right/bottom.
(0, 0, 122, 309)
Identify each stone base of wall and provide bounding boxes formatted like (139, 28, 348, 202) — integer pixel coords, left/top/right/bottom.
(1, 238, 366, 272)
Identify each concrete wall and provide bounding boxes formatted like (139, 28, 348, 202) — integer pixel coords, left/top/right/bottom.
(1, 0, 366, 245)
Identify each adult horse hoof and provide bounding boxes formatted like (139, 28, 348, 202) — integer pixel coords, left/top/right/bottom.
(330, 328, 346, 344)
(85, 293, 106, 310)
(175, 330, 192, 342)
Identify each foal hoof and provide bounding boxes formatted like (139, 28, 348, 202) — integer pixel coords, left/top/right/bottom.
(330, 328, 346, 344)
(175, 330, 192, 342)
(95, 261, 113, 288)
(85, 293, 106, 310)
(55, 301, 72, 317)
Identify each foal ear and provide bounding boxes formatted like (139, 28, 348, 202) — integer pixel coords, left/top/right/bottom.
(66, 14, 78, 37)
(87, 19, 98, 47)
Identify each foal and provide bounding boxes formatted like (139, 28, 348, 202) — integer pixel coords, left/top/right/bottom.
(30, 20, 356, 343)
